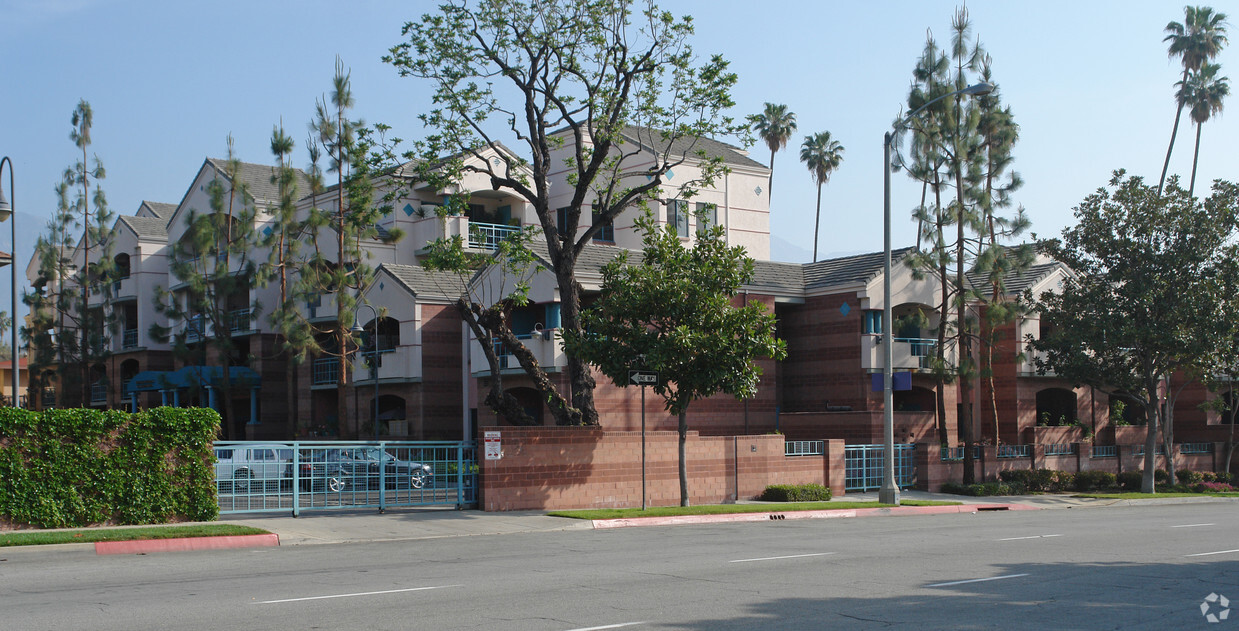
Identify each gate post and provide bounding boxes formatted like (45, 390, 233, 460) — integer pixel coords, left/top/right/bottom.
(456, 442, 465, 510)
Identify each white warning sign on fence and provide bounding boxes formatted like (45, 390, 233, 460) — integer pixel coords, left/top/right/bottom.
(484, 431, 502, 460)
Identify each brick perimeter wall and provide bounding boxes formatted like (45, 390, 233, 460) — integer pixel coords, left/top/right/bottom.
(477, 426, 845, 511)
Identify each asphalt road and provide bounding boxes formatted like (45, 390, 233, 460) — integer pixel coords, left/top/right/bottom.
(2, 503, 1237, 630)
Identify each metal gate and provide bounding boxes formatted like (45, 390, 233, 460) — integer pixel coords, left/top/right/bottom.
(844, 444, 916, 492)
(214, 441, 477, 516)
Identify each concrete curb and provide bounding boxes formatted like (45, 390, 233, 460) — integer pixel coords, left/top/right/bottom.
(94, 533, 280, 555)
(591, 503, 1037, 529)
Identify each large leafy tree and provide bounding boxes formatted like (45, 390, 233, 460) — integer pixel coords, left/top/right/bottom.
(1030, 172, 1239, 493)
(1159, 5, 1228, 195)
(1179, 62, 1230, 197)
(799, 131, 844, 263)
(386, 0, 742, 426)
(563, 212, 785, 506)
(749, 103, 797, 203)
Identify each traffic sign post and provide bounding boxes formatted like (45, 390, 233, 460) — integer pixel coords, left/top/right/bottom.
(628, 370, 658, 510)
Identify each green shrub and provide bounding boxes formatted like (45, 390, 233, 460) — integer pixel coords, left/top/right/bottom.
(1176, 469, 1204, 485)
(940, 481, 1017, 496)
(1073, 470, 1118, 492)
(1217, 472, 1236, 485)
(1154, 469, 1169, 484)
(999, 468, 1072, 492)
(760, 483, 832, 502)
(0, 407, 220, 528)
(1199, 471, 1218, 483)
(1117, 471, 1143, 490)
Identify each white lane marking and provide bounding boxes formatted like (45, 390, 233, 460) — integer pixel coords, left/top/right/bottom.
(255, 584, 461, 604)
(998, 534, 1063, 541)
(564, 624, 646, 631)
(729, 552, 836, 563)
(927, 573, 1030, 588)
(1172, 523, 1215, 528)
(1186, 549, 1239, 558)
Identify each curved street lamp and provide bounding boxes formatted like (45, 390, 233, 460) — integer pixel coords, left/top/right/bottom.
(0, 157, 18, 409)
(879, 82, 994, 506)
(351, 302, 380, 441)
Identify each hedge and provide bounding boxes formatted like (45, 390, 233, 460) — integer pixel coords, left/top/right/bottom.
(0, 407, 220, 528)
(760, 483, 832, 502)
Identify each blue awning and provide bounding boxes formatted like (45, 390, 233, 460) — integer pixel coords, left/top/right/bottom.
(125, 366, 261, 394)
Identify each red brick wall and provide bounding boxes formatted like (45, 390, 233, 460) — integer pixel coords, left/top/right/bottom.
(419, 303, 464, 439)
(778, 293, 869, 412)
(476, 426, 845, 511)
(775, 410, 938, 445)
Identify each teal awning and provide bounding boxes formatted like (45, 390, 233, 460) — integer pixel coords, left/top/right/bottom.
(124, 366, 260, 394)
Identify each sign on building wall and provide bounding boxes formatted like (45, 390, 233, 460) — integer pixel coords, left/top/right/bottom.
(484, 431, 502, 460)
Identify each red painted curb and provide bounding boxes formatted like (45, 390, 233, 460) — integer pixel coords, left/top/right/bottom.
(591, 503, 1036, 529)
(95, 533, 280, 555)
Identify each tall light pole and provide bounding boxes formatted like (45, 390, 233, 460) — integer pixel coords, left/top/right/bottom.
(0, 157, 18, 409)
(879, 82, 993, 506)
(352, 302, 380, 441)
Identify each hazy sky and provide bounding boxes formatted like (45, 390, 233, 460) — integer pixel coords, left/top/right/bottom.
(1, 0, 1234, 277)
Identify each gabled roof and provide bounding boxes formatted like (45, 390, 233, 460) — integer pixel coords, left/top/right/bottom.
(618, 125, 767, 171)
(380, 263, 469, 300)
(750, 260, 805, 294)
(204, 158, 311, 205)
(138, 201, 177, 220)
(965, 261, 1067, 296)
(804, 247, 915, 290)
(117, 215, 169, 241)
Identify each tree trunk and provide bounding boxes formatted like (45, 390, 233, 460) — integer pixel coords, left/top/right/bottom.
(1142, 376, 1161, 494)
(956, 178, 975, 485)
(1189, 122, 1203, 199)
(472, 300, 565, 425)
(553, 257, 596, 426)
(678, 409, 689, 507)
(767, 149, 776, 205)
(1157, 72, 1189, 196)
(812, 183, 822, 262)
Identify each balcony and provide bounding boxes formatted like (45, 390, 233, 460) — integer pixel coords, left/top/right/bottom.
(122, 328, 138, 349)
(860, 335, 950, 372)
(229, 308, 253, 333)
(111, 276, 134, 299)
(468, 222, 521, 250)
(312, 357, 339, 386)
(90, 382, 107, 406)
(352, 346, 422, 382)
(408, 215, 523, 253)
(185, 315, 206, 343)
(469, 330, 567, 375)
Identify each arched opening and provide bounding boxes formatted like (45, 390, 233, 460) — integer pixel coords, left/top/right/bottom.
(894, 385, 935, 412)
(113, 252, 131, 281)
(375, 395, 407, 437)
(89, 363, 108, 407)
(362, 316, 400, 352)
(1107, 392, 1147, 426)
(120, 360, 140, 411)
(506, 387, 544, 425)
(1036, 388, 1077, 426)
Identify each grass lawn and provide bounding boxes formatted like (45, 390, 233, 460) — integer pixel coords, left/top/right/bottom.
(548, 499, 961, 520)
(1074, 491, 1239, 500)
(0, 524, 271, 548)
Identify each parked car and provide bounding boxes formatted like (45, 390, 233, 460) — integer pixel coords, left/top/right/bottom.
(214, 444, 295, 493)
(299, 447, 433, 492)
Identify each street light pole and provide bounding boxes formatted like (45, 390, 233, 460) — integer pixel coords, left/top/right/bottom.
(0, 157, 18, 409)
(352, 302, 380, 441)
(879, 82, 993, 506)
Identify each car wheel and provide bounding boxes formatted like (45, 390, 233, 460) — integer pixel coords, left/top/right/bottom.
(327, 471, 349, 493)
(410, 472, 427, 489)
(234, 470, 253, 493)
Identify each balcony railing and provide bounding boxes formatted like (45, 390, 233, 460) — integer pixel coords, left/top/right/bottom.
(122, 328, 138, 349)
(185, 315, 205, 342)
(1091, 445, 1118, 458)
(469, 222, 521, 250)
(996, 444, 1031, 458)
(312, 357, 339, 385)
(229, 308, 253, 333)
(1045, 443, 1076, 456)
(90, 382, 107, 406)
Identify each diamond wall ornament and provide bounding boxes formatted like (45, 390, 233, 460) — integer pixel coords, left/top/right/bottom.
(755, 186, 763, 196)
(840, 302, 851, 316)
(403, 203, 415, 217)
(379, 281, 385, 291)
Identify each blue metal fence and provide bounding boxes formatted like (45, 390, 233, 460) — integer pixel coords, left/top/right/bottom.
(844, 444, 916, 492)
(996, 444, 1031, 459)
(1091, 445, 1118, 458)
(215, 441, 477, 516)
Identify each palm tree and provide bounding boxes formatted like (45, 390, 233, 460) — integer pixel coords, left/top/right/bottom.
(749, 103, 797, 204)
(799, 132, 844, 262)
(1159, 6, 1228, 195)
(1181, 63, 1230, 197)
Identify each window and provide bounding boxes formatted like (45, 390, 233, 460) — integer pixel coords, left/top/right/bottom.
(556, 207, 570, 235)
(695, 202, 718, 235)
(863, 310, 882, 334)
(667, 200, 689, 238)
(592, 209, 614, 242)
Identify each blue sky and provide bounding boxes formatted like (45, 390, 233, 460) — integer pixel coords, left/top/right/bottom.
(0, 0, 1234, 293)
